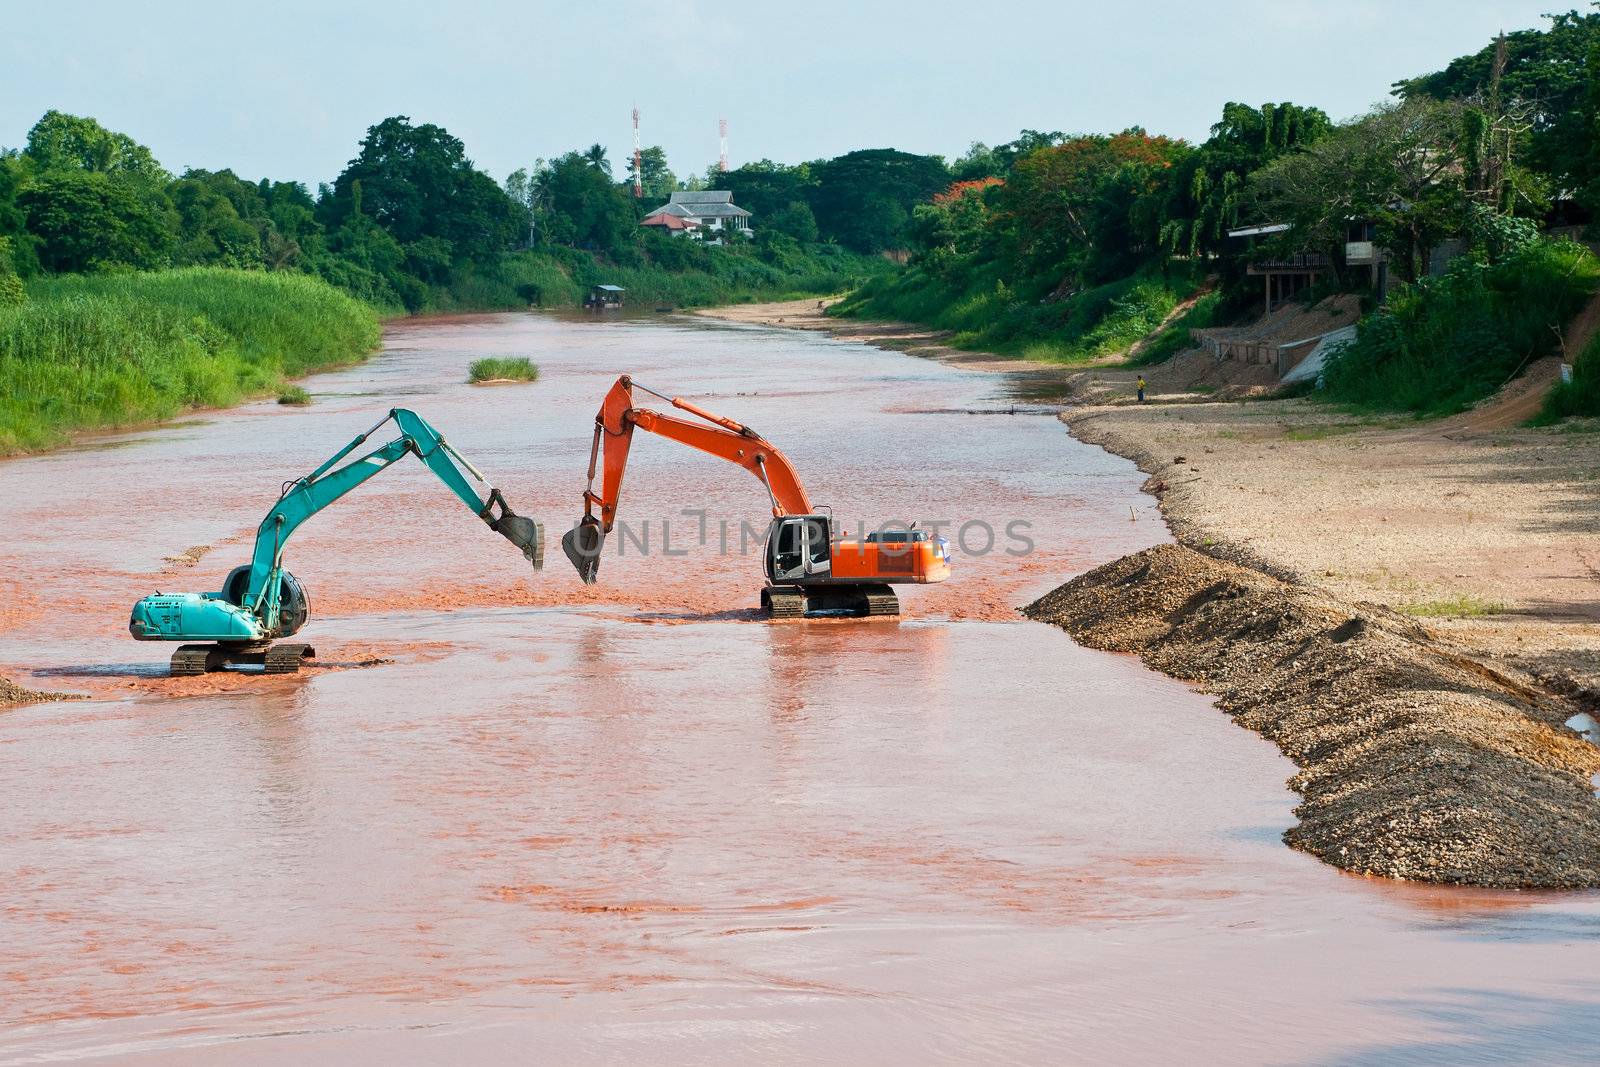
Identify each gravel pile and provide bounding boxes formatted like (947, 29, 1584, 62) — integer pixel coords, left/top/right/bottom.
(0, 675, 81, 708)
(1026, 544, 1600, 887)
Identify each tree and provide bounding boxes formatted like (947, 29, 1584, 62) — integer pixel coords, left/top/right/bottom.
(169, 170, 270, 268)
(908, 177, 1003, 280)
(1251, 98, 1471, 282)
(0, 153, 39, 277)
(717, 160, 820, 240)
(952, 131, 1066, 180)
(1397, 12, 1600, 217)
(808, 149, 950, 252)
(23, 110, 169, 187)
(322, 116, 519, 262)
(541, 150, 634, 255)
(625, 146, 674, 200)
(950, 142, 1003, 181)
(764, 200, 818, 242)
(1160, 102, 1331, 261)
(21, 170, 175, 272)
(504, 162, 548, 247)
(0, 237, 23, 306)
(998, 130, 1184, 282)
(582, 143, 612, 176)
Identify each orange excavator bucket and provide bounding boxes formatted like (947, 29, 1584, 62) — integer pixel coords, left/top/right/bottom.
(562, 516, 605, 584)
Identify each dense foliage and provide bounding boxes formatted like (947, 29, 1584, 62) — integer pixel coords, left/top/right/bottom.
(1396, 9, 1600, 220)
(840, 9, 1600, 418)
(6, 8, 1600, 435)
(1322, 239, 1599, 414)
(0, 110, 907, 316)
(837, 106, 1327, 363)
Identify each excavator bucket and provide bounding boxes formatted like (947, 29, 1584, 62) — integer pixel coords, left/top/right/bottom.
(562, 516, 605, 584)
(494, 514, 545, 570)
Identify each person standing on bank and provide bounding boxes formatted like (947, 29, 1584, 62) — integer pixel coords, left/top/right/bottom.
(1136, 375, 1147, 403)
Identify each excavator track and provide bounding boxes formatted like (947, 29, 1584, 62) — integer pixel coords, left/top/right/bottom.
(264, 643, 316, 674)
(761, 586, 807, 619)
(169, 644, 225, 676)
(168, 641, 315, 675)
(859, 586, 900, 617)
(763, 584, 900, 619)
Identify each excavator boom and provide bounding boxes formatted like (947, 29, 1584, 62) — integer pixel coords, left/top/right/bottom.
(562, 376, 950, 617)
(129, 407, 544, 674)
(565, 375, 810, 582)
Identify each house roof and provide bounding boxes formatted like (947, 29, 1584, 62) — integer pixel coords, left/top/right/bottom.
(661, 190, 752, 219)
(670, 191, 733, 205)
(641, 212, 698, 230)
(593, 284, 626, 292)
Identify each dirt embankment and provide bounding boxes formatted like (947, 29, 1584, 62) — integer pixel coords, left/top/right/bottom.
(1027, 544, 1600, 887)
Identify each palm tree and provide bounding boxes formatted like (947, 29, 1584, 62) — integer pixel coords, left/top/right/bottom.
(583, 143, 611, 177)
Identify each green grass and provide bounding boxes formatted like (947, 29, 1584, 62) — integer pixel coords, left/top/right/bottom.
(1128, 290, 1222, 366)
(1398, 595, 1508, 618)
(0, 267, 378, 453)
(834, 261, 1206, 364)
(1282, 423, 1362, 441)
(469, 356, 539, 383)
(276, 385, 311, 405)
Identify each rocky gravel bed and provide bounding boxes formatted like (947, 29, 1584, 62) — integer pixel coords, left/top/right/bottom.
(1026, 544, 1600, 887)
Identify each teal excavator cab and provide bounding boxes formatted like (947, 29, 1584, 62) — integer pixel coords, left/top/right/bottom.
(129, 408, 543, 675)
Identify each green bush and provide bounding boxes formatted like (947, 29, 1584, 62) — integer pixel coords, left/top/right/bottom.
(0, 268, 378, 452)
(1540, 328, 1600, 421)
(277, 385, 312, 405)
(1323, 239, 1600, 415)
(469, 357, 539, 383)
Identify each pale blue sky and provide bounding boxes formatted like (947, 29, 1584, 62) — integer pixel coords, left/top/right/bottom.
(2, 1, 1572, 188)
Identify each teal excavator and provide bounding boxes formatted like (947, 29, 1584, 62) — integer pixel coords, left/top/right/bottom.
(129, 408, 544, 675)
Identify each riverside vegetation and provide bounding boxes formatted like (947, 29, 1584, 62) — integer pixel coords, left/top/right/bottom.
(0, 112, 900, 452)
(7, 12, 1600, 452)
(0, 268, 377, 451)
(837, 11, 1600, 420)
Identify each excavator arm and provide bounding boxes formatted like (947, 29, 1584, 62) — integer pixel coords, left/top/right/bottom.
(241, 407, 542, 629)
(564, 376, 811, 583)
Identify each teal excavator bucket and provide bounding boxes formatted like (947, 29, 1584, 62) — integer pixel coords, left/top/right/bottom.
(493, 513, 544, 569)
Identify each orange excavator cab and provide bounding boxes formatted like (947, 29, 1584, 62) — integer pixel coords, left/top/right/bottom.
(563, 375, 951, 617)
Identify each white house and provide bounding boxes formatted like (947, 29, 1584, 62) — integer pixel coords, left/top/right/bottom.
(640, 191, 752, 241)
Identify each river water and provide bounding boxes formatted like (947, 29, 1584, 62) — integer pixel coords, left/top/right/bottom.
(3, 311, 1599, 1065)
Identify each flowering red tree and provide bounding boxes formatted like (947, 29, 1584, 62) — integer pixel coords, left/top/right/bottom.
(932, 176, 1004, 206)
(1000, 130, 1185, 281)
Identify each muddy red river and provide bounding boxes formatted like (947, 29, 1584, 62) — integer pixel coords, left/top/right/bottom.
(3, 312, 1600, 1064)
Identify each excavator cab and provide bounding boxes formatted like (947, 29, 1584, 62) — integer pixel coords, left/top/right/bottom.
(766, 515, 832, 584)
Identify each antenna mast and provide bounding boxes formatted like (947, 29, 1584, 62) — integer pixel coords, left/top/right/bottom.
(632, 106, 643, 198)
(718, 117, 728, 173)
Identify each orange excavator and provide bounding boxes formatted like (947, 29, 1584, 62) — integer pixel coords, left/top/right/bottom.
(561, 375, 951, 617)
